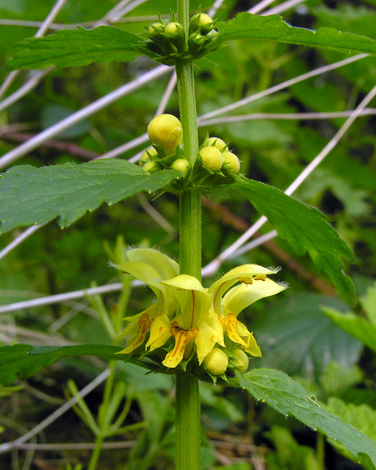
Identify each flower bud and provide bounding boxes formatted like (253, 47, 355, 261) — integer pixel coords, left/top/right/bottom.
(199, 146, 224, 172)
(148, 22, 165, 34)
(222, 151, 240, 174)
(234, 349, 249, 373)
(190, 13, 214, 34)
(172, 158, 190, 176)
(208, 137, 227, 151)
(203, 348, 228, 375)
(139, 147, 158, 167)
(147, 114, 183, 155)
(143, 160, 160, 173)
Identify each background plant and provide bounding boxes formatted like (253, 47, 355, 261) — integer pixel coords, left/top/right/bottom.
(1, 0, 376, 469)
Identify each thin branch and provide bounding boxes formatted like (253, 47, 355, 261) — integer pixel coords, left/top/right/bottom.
(202, 84, 376, 275)
(198, 54, 367, 121)
(261, 0, 306, 16)
(248, 0, 277, 15)
(0, 283, 123, 315)
(200, 108, 376, 125)
(0, 65, 171, 170)
(10, 441, 136, 451)
(0, 226, 44, 261)
(0, 370, 110, 454)
(0, 69, 51, 113)
(0, 0, 67, 101)
(1, 132, 99, 159)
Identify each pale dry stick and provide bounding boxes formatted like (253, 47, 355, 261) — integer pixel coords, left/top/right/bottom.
(97, 0, 134, 24)
(0, 65, 171, 170)
(248, 0, 277, 15)
(0, 283, 124, 315)
(0, 225, 44, 261)
(202, 84, 376, 275)
(112, 0, 150, 21)
(0, 324, 73, 345)
(199, 54, 367, 121)
(201, 109, 376, 125)
(0, 69, 51, 113)
(0, 0, 67, 101)
(11, 442, 136, 451)
(261, 0, 306, 16)
(137, 193, 177, 235)
(0, 369, 110, 454)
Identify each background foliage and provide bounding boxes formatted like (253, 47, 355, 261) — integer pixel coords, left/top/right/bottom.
(0, 0, 376, 469)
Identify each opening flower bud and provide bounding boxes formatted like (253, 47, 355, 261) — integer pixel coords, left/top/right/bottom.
(172, 158, 190, 176)
(199, 146, 224, 172)
(139, 147, 158, 167)
(208, 137, 227, 151)
(222, 151, 240, 174)
(148, 22, 165, 34)
(233, 349, 249, 373)
(147, 114, 183, 155)
(203, 347, 228, 376)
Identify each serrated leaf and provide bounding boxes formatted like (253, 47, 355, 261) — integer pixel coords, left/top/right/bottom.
(7, 26, 147, 70)
(235, 369, 376, 470)
(0, 343, 125, 386)
(0, 159, 180, 233)
(213, 12, 376, 55)
(323, 307, 376, 354)
(227, 178, 355, 304)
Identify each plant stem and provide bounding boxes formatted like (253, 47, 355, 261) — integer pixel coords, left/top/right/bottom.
(175, 2, 202, 469)
(88, 436, 104, 470)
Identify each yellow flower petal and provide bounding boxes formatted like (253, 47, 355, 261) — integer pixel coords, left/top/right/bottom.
(146, 313, 171, 351)
(162, 326, 196, 368)
(223, 278, 287, 316)
(117, 312, 151, 354)
(195, 321, 222, 364)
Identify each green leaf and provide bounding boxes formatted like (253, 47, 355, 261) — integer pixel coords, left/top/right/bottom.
(323, 307, 376, 354)
(213, 12, 376, 55)
(227, 178, 355, 304)
(0, 159, 180, 233)
(324, 397, 376, 466)
(360, 281, 376, 324)
(235, 369, 376, 470)
(253, 294, 362, 381)
(0, 343, 125, 386)
(7, 26, 147, 70)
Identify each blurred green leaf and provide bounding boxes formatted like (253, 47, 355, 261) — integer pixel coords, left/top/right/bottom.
(324, 397, 376, 464)
(227, 178, 355, 304)
(7, 26, 147, 70)
(235, 368, 376, 470)
(0, 159, 180, 233)
(253, 294, 362, 381)
(214, 13, 376, 55)
(360, 282, 376, 324)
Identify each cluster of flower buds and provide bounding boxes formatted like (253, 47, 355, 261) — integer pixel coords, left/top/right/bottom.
(140, 114, 241, 193)
(145, 12, 219, 64)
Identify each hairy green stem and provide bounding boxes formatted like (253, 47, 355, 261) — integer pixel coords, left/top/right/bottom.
(175, 2, 202, 469)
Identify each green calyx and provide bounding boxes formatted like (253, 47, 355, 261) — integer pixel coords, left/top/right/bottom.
(144, 12, 219, 65)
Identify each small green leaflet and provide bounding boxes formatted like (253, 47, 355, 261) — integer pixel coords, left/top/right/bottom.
(212, 12, 376, 55)
(0, 344, 125, 386)
(235, 369, 376, 470)
(227, 178, 355, 304)
(0, 159, 180, 233)
(7, 26, 147, 70)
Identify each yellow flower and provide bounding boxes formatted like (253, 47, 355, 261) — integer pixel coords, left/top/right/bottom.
(113, 248, 179, 354)
(113, 249, 286, 370)
(209, 265, 286, 356)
